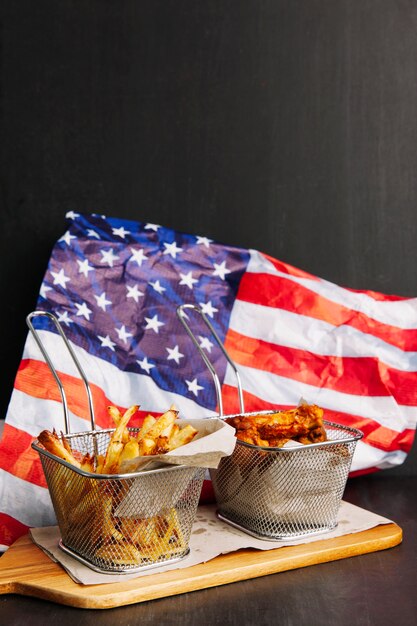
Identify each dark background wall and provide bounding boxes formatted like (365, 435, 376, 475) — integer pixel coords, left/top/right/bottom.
(1, 1, 417, 473)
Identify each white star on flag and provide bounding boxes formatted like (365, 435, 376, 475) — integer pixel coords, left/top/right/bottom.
(94, 292, 112, 311)
(198, 336, 214, 353)
(75, 302, 92, 320)
(144, 314, 165, 333)
(137, 357, 155, 373)
(59, 231, 76, 246)
(179, 271, 198, 290)
(98, 335, 116, 351)
(212, 260, 231, 280)
(150, 280, 166, 294)
(126, 284, 144, 303)
(185, 378, 204, 397)
(163, 241, 183, 259)
(100, 248, 119, 267)
(65, 211, 80, 219)
(87, 229, 100, 239)
(51, 268, 71, 289)
(112, 226, 130, 239)
(40, 283, 52, 299)
(144, 223, 160, 231)
(116, 325, 133, 343)
(130, 247, 148, 266)
(77, 259, 94, 278)
(199, 300, 218, 318)
(196, 235, 213, 248)
(57, 311, 72, 326)
(166, 345, 184, 364)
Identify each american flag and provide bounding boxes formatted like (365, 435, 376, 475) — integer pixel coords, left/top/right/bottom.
(1, 212, 416, 550)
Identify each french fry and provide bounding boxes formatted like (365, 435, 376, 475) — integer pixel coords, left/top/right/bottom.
(167, 424, 198, 451)
(60, 431, 72, 455)
(107, 405, 122, 425)
(95, 454, 105, 474)
(100, 494, 124, 543)
(140, 437, 156, 456)
(168, 423, 180, 441)
(118, 517, 149, 546)
(80, 452, 95, 473)
(153, 435, 171, 454)
(161, 422, 174, 438)
(102, 404, 139, 473)
(136, 414, 156, 442)
(94, 509, 186, 566)
(107, 405, 130, 443)
(118, 439, 140, 467)
(146, 409, 178, 439)
(38, 430, 81, 468)
(95, 541, 143, 565)
(67, 484, 98, 530)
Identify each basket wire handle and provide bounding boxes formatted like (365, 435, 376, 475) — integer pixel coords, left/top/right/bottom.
(26, 311, 96, 434)
(176, 303, 245, 417)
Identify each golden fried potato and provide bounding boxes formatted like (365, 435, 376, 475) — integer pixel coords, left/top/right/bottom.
(38, 430, 81, 468)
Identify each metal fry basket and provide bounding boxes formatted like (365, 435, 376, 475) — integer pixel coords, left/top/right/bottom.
(177, 304, 363, 541)
(29, 311, 205, 574)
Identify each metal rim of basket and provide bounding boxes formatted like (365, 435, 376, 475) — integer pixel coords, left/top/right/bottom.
(176, 303, 364, 448)
(31, 433, 199, 479)
(57, 540, 191, 575)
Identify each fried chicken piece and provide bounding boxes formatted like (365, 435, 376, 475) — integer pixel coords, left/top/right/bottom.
(235, 427, 270, 447)
(226, 403, 327, 448)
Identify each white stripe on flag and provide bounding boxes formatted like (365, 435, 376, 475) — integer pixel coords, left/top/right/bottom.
(224, 362, 417, 431)
(6, 389, 90, 437)
(229, 299, 417, 371)
(0, 469, 55, 528)
(247, 250, 417, 329)
(350, 440, 407, 472)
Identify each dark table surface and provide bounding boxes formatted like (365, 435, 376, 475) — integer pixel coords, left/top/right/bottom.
(1, 473, 416, 626)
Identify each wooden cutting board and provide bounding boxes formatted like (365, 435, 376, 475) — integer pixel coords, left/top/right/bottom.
(0, 523, 402, 609)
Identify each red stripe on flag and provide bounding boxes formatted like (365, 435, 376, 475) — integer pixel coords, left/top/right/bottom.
(220, 384, 415, 454)
(15, 360, 114, 428)
(237, 272, 417, 350)
(15, 360, 156, 429)
(0, 424, 47, 487)
(224, 328, 417, 406)
(0, 513, 30, 547)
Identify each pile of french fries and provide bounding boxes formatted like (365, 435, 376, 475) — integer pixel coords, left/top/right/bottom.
(38, 404, 198, 475)
(37, 404, 198, 568)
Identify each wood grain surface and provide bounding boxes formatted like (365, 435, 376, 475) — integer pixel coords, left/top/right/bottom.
(0, 524, 402, 609)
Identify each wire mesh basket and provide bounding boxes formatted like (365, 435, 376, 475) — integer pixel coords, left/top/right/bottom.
(28, 311, 205, 573)
(177, 304, 364, 541)
(209, 413, 362, 540)
(33, 432, 205, 573)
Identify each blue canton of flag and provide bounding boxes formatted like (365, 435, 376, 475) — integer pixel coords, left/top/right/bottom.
(36, 212, 250, 412)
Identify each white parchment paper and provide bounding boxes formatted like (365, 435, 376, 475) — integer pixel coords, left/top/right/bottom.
(30, 501, 393, 586)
